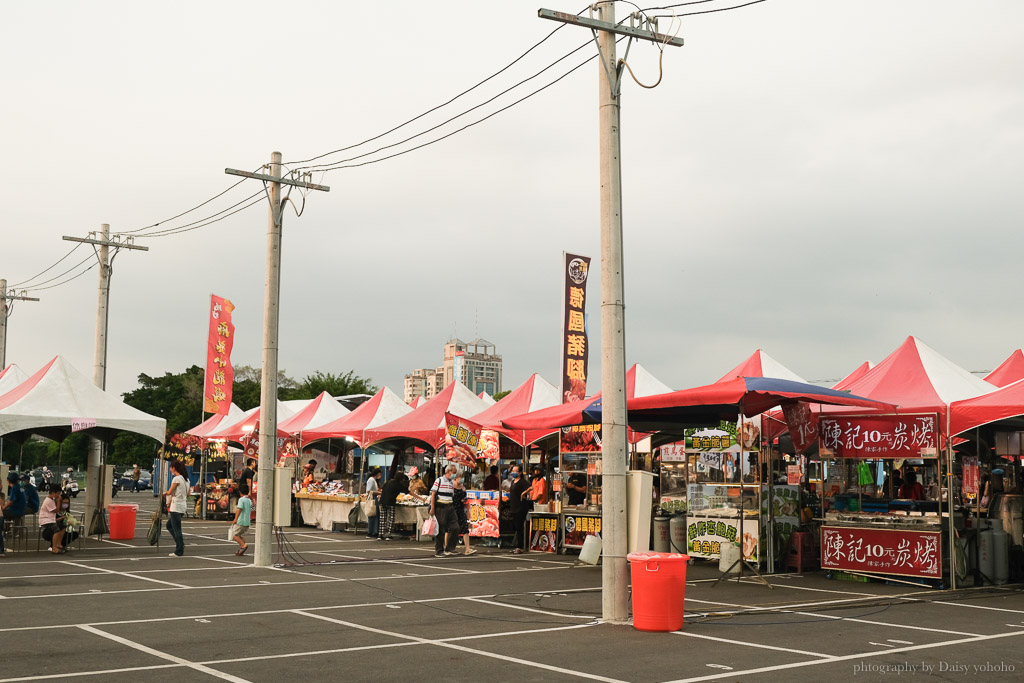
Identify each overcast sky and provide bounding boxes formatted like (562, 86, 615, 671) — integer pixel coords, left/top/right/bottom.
(2, 1, 1022, 407)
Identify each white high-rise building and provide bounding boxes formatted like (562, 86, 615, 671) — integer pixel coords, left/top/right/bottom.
(403, 337, 502, 403)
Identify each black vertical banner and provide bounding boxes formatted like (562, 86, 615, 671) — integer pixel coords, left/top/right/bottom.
(561, 253, 592, 403)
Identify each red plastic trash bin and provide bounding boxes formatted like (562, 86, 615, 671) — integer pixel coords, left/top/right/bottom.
(108, 503, 139, 540)
(628, 552, 690, 632)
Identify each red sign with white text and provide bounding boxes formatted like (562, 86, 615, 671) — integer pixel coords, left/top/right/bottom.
(818, 414, 938, 459)
(203, 295, 235, 415)
(783, 401, 818, 453)
(821, 525, 942, 578)
(962, 456, 979, 496)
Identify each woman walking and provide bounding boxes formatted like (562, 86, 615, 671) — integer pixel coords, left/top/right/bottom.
(164, 460, 189, 557)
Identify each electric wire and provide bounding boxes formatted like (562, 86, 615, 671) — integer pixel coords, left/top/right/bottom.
(20, 252, 95, 291)
(132, 192, 266, 239)
(23, 261, 98, 293)
(647, 0, 768, 18)
(294, 36, 597, 173)
(311, 38, 624, 174)
(10, 243, 84, 288)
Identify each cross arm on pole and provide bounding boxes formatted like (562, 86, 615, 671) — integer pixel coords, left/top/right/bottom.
(62, 235, 149, 251)
(225, 168, 330, 193)
(538, 8, 685, 47)
(1, 292, 39, 302)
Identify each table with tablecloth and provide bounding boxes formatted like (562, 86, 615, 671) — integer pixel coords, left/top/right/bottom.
(296, 493, 429, 533)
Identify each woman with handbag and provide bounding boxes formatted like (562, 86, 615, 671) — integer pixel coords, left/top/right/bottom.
(363, 468, 383, 539)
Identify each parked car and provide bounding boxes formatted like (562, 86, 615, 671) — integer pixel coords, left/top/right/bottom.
(118, 469, 152, 491)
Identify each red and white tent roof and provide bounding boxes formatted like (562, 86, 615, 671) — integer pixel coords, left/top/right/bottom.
(0, 356, 165, 442)
(205, 399, 308, 442)
(302, 386, 412, 447)
(840, 336, 995, 415)
(186, 403, 245, 438)
(409, 395, 426, 409)
(984, 350, 1024, 388)
(364, 381, 489, 449)
(478, 392, 497, 406)
(833, 361, 873, 390)
(951, 377, 1024, 435)
(0, 364, 29, 396)
(474, 373, 561, 446)
(716, 350, 805, 383)
(278, 392, 350, 437)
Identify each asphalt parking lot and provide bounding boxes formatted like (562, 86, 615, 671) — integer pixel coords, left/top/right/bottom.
(3, 491, 1023, 682)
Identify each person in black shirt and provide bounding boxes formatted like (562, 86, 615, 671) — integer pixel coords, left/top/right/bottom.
(565, 472, 587, 506)
(239, 459, 256, 494)
(379, 472, 423, 540)
(508, 466, 530, 554)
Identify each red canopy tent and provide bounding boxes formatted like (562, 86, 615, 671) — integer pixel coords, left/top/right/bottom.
(763, 361, 874, 443)
(301, 386, 412, 448)
(838, 336, 995, 417)
(950, 378, 1024, 436)
(499, 364, 672, 434)
(277, 391, 350, 438)
(364, 381, 489, 449)
(186, 403, 245, 438)
(716, 349, 806, 384)
(204, 399, 307, 442)
(473, 373, 561, 446)
(409, 395, 426, 409)
(833, 361, 873, 390)
(984, 350, 1024, 388)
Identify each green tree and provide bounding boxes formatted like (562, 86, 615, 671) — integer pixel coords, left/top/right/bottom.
(493, 390, 511, 401)
(285, 370, 377, 400)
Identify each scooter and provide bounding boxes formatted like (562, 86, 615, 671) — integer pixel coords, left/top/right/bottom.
(62, 477, 80, 498)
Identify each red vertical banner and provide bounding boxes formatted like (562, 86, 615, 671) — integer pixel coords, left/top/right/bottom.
(783, 401, 819, 453)
(561, 253, 592, 403)
(203, 295, 235, 415)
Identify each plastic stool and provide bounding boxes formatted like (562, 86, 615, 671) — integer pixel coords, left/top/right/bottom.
(785, 531, 819, 573)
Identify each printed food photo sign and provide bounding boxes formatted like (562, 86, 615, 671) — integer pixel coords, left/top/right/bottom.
(687, 515, 759, 561)
(466, 490, 499, 538)
(530, 513, 560, 552)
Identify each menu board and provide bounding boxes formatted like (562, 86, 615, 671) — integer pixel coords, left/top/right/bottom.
(563, 512, 602, 549)
(529, 513, 560, 552)
(466, 490, 499, 537)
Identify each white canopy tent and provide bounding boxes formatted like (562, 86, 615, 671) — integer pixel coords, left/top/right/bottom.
(0, 356, 166, 443)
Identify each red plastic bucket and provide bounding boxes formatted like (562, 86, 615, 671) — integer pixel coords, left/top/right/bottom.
(108, 503, 139, 540)
(628, 552, 689, 632)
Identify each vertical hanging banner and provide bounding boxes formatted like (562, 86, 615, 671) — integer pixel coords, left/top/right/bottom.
(783, 401, 818, 453)
(444, 413, 481, 467)
(203, 295, 235, 415)
(561, 252, 592, 403)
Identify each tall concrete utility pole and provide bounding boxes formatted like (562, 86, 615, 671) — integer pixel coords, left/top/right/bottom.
(540, 4, 683, 623)
(62, 225, 148, 533)
(226, 154, 329, 567)
(0, 279, 40, 371)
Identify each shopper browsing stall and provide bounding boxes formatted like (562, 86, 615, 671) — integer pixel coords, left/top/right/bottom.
(429, 465, 460, 557)
(365, 467, 383, 539)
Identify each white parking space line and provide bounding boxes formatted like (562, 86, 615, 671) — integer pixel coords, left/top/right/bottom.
(62, 561, 189, 589)
(931, 600, 1024, 614)
(464, 597, 596, 620)
(662, 629, 1024, 683)
(77, 625, 250, 682)
(0, 664, 180, 682)
(674, 631, 837, 659)
(294, 610, 622, 682)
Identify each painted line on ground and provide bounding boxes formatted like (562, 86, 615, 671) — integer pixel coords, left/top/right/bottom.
(77, 625, 249, 682)
(294, 609, 622, 682)
(931, 600, 1024, 614)
(661, 628, 1024, 683)
(464, 597, 596, 620)
(61, 561, 189, 589)
(673, 630, 837, 659)
(0, 664, 180, 682)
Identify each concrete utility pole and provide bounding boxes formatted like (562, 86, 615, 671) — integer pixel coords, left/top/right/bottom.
(226, 154, 329, 567)
(0, 279, 40, 371)
(62, 225, 148, 533)
(540, 4, 683, 623)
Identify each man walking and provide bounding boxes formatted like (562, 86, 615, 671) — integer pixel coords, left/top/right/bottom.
(132, 465, 141, 492)
(429, 465, 460, 558)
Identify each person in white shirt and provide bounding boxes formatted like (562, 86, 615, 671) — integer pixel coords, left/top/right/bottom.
(164, 460, 190, 557)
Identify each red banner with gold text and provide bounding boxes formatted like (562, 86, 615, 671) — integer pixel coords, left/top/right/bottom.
(203, 295, 235, 415)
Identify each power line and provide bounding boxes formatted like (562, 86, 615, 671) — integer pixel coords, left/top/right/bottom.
(313, 34, 628, 174)
(296, 38, 596, 173)
(283, 10, 588, 168)
(647, 0, 768, 17)
(118, 176, 252, 235)
(10, 243, 84, 288)
(133, 194, 267, 239)
(21, 252, 95, 290)
(24, 260, 98, 293)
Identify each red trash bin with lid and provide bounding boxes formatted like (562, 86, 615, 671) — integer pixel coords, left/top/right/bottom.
(628, 552, 690, 632)
(108, 503, 139, 540)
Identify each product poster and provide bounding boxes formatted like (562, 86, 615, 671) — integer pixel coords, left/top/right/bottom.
(560, 424, 601, 452)
(562, 513, 601, 549)
(686, 514, 759, 561)
(444, 412, 482, 467)
(466, 490, 499, 537)
(529, 513, 560, 552)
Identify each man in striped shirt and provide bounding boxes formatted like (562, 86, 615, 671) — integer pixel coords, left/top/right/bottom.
(429, 465, 461, 557)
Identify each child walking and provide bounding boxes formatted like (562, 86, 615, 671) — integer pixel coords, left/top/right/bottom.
(231, 484, 252, 556)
